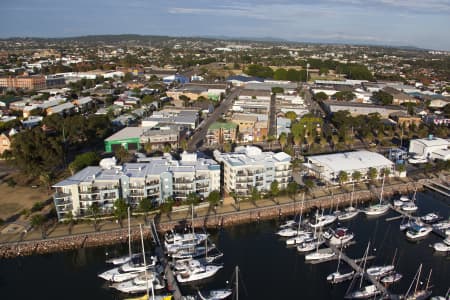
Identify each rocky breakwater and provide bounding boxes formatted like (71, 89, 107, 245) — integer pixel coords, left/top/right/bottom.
(0, 228, 151, 259)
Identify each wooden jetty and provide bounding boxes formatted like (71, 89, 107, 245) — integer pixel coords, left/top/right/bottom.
(327, 243, 389, 297)
(150, 220, 183, 300)
(423, 181, 450, 197)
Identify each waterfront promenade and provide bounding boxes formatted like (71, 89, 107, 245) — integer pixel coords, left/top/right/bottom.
(0, 176, 445, 259)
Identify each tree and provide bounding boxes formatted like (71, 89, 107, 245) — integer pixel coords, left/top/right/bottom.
(395, 163, 406, 175)
(352, 171, 362, 182)
(372, 91, 393, 106)
(206, 190, 221, 206)
(114, 198, 128, 228)
(186, 192, 200, 205)
(279, 133, 287, 150)
(9, 127, 63, 178)
(245, 64, 274, 78)
(223, 142, 232, 153)
(304, 179, 314, 192)
(69, 152, 100, 175)
(273, 68, 288, 80)
(338, 171, 348, 185)
(65, 211, 74, 235)
(285, 111, 297, 122)
(287, 181, 298, 201)
(314, 92, 328, 101)
(88, 202, 100, 231)
(381, 168, 391, 178)
(115, 146, 132, 164)
(179, 95, 190, 107)
(139, 198, 153, 222)
(144, 141, 153, 154)
(271, 87, 284, 94)
(270, 180, 280, 204)
(250, 187, 261, 204)
(334, 91, 355, 101)
(367, 167, 378, 181)
(163, 143, 172, 153)
(39, 172, 53, 194)
(31, 214, 46, 239)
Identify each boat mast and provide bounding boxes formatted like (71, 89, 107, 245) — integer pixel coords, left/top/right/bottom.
(360, 241, 370, 289)
(139, 224, 152, 300)
(236, 265, 239, 300)
(414, 264, 423, 295)
(128, 206, 131, 258)
(191, 204, 195, 235)
(298, 193, 304, 234)
(425, 268, 432, 291)
(350, 183, 354, 207)
(379, 175, 385, 204)
(405, 264, 420, 298)
(391, 248, 397, 266)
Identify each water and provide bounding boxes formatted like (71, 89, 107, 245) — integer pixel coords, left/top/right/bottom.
(1, 191, 449, 300)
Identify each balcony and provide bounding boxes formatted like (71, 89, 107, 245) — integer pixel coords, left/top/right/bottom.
(146, 180, 159, 186)
(129, 185, 145, 190)
(54, 192, 71, 199)
(79, 188, 100, 194)
(174, 178, 194, 184)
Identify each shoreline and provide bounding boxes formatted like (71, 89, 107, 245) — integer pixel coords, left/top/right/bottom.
(0, 179, 429, 259)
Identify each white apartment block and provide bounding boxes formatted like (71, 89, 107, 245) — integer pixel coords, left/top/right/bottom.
(214, 146, 292, 196)
(52, 152, 220, 220)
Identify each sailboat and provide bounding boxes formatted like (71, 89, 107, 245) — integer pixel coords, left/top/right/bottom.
(197, 267, 236, 300)
(286, 193, 313, 246)
(364, 175, 390, 216)
(106, 207, 141, 265)
(305, 228, 335, 261)
(327, 243, 355, 284)
(338, 183, 359, 221)
(345, 242, 381, 299)
(297, 214, 325, 253)
(123, 225, 172, 300)
(404, 264, 433, 300)
(308, 209, 337, 228)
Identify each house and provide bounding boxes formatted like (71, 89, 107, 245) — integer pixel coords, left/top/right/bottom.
(0, 133, 12, 155)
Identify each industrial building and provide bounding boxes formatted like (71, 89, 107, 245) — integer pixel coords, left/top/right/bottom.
(408, 136, 450, 163)
(304, 150, 394, 184)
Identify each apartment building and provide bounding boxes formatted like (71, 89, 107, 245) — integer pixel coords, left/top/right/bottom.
(213, 146, 292, 197)
(52, 153, 220, 220)
(206, 122, 237, 146)
(0, 75, 46, 90)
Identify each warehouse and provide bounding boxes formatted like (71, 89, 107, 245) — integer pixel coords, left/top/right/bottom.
(304, 150, 394, 184)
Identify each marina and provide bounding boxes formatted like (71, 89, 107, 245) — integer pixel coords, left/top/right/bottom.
(0, 190, 449, 300)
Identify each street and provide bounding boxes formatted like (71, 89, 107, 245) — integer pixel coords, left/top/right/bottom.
(187, 86, 242, 151)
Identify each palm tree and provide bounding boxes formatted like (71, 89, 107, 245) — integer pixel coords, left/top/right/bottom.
(270, 180, 280, 204)
(279, 133, 287, 150)
(89, 202, 100, 231)
(114, 198, 128, 228)
(352, 170, 362, 182)
(287, 181, 298, 202)
(367, 167, 378, 182)
(139, 197, 153, 222)
(65, 211, 74, 235)
(31, 214, 46, 239)
(250, 187, 261, 205)
(338, 171, 348, 185)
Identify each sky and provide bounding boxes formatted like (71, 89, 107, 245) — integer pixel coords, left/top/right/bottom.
(1, 0, 450, 50)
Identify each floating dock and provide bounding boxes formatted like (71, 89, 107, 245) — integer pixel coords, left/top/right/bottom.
(423, 181, 450, 197)
(150, 220, 183, 300)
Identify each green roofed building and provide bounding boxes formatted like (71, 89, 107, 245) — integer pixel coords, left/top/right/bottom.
(206, 122, 237, 146)
(104, 127, 143, 152)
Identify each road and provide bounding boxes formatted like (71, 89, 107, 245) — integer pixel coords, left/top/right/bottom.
(187, 86, 242, 151)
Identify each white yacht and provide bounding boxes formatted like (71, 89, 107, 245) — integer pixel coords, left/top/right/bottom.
(421, 213, 443, 224)
(113, 273, 165, 294)
(364, 176, 390, 217)
(165, 232, 209, 253)
(338, 183, 359, 221)
(198, 289, 232, 300)
(393, 199, 404, 207)
(366, 265, 395, 278)
(381, 272, 403, 284)
(433, 237, 450, 252)
(279, 219, 297, 229)
(276, 227, 300, 237)
(98, 257, 156, 282)
(297, 237, 325, 253)
(345, 285, 381, 299)
(285, 231, 313, 246)
(400, 195, 410, 202)
(406, 224, 432, 240)
(308, 213, 337, 228)
(327, 250, 354, 284)
(432, 219, 450, 231)
(305, 248, 335, 261)
(401, 201, 418, 212)
(323, 227, 354, 246)
(176, 263, 223, 283)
